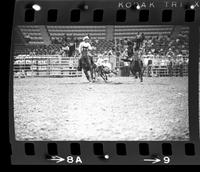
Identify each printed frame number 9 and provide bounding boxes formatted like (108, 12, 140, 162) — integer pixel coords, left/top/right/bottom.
(163, 156, 170, 164)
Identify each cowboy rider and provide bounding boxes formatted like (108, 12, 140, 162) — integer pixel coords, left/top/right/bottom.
(77, 36, 94, 71)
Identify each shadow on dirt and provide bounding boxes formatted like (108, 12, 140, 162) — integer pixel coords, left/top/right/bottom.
(59, 81, 169, 86)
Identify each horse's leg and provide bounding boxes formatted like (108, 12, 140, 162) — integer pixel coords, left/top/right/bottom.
(90, 69, 95, 82)
(105, 74, 108, 80)
(130, 62, 135, 77)
(130, 67, 134, 77)
(139, 67, 144, 82)
(142, 67, 145, 80)
(135, 71, 138, 79)
(84, 69, 91, 82)
(92, 68, 96, 81)
(93, 68, 98, 81)
(87, 65, 94, 82)
(100, 70, 107, 82)
(132, 70, 135, 77)
(139, 71, 143, 82)
(77, 58, 82, 71)
(130, 65, 136, 78)
(111, 70, 117, 75)
(92, 65, 96, 81)
(89, 57, 95, 82)
(104, 74, 108, 81)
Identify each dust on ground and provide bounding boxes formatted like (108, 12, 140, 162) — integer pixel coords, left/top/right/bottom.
(14, 76, 189, 141)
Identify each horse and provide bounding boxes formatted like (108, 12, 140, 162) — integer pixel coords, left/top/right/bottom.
(129, 57, 144, 82)
(80, 47, 95, 82)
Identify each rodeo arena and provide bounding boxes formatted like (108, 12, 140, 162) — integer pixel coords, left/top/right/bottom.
(13, 25, 190, 141)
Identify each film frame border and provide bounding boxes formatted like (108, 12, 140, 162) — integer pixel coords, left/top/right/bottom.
(9, 0, 200, 165)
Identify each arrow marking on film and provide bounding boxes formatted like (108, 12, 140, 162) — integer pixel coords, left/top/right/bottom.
(48, 156, 65, 163)
(143, 158, 161, 164)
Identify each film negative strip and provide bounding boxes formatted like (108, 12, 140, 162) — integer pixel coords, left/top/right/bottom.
(9, 0, 200, 165)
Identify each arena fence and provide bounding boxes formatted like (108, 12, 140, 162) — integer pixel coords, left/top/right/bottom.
(13, 55, 188, 78)
(14, 55, 82, 78)
(146, 64, 188, 77)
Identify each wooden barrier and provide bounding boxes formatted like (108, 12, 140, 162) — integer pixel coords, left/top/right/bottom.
(13, 55, 83, 78)
(14, 55, 189, 78)
(147, 64, 188, 77)
(142, 64, 188, 77)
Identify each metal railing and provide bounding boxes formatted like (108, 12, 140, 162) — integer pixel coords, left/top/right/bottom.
(13, 55, 82, 78)
(120, 64, 188, 77)
(13, 55, 189, 78)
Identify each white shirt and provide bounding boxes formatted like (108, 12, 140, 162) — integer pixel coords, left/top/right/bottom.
(160, 59, 166, 66)
(62, 46, 69, 51)
(78, 42, 92, 54)
(124, 62, 129, 67)
(143, 58, 149, 66)
(152, 58, 158, 66)
(96, 58, 104, 66)
(148, 54, 154, 59)
(103, 61, 112, 70)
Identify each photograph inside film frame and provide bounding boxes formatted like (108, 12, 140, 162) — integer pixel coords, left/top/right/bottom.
(13, 25, 189, 141)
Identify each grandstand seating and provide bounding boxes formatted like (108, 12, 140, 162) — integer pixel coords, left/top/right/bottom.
(46, 25, 107, 40)
(15, 25, 189, 55)
(114, 25, 173, 39)
(14, 45, 27, 56)
(18, 25, 45, 44)
(16, 25, 179, 48)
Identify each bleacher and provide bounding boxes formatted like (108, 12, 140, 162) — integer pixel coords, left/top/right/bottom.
(13, 44, 45, 56)
(14, 45, 27, 56)
(46, 25, 107, 40)
(15, 25, 182, 55)
(114, 25, 173, 39)
(18, 25, 45, 44)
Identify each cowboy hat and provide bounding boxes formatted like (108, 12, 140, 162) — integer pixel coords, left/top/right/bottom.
(83, 36, 90, 41)
(103, 57, 109, 61)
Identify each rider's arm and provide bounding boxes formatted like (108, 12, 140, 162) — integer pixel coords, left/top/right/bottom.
(88, 43, 93, 50)
(78, 42, 83, 54)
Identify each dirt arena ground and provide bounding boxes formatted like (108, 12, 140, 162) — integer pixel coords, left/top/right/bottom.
(14, 76, 189, 141)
